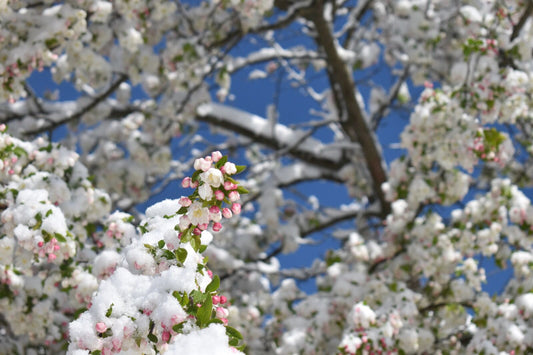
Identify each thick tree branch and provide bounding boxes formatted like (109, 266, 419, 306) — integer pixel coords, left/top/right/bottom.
(306, 1, 390, 216)
(511, 0, 533, 41)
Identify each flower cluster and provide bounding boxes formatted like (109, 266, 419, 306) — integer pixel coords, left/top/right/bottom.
(68, 152, 247, 354)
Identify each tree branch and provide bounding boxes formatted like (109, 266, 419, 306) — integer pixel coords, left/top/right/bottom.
(511, 0, 533, 41)
(306, 1, 390, 216)
(22, 74, 128, 136)
(196, 102, 345, 171)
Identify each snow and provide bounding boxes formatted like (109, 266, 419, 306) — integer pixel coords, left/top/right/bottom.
(166, 324, 239, 355)
(197, 103, 342, 162)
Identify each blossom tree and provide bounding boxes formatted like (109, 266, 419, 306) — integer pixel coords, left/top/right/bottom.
(1, 0, 533, 354)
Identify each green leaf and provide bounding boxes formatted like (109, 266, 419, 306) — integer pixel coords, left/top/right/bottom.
(177, 207, 188, 215)
(39, 143, 53, 153)
(235, 165, 246, 174)
(172, 323, 184, 333)
(205, 275, 220, 294)
(158, 240, 165, 249)
(484, 128, 505, 149)
(54, 233, 66, 243)
(139, 223, 148, 234)
(176, 248, 188, 264)
(190, 235, 201, 252)
(191, 170, 201, 182)
(33, 212, 43, 230)
(236, 186, 249, 194)
(229, 338, 239, 346)
(215, 155, 228, 169)
(226, 326, 243, 340)
(106, 303, 114, 317)
(147, 333, 158, 343)
(196, 296, 213, 327)
(42, 230, 51, 243)
(207, 318, 224, 325)
(45, 38, 59, 50)
(162, 250, 175, 260)
(13, 146, 27, 158)
(190, 290, 207, 304)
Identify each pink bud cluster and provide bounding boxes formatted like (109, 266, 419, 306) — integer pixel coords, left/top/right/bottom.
(179, 152, 244, 234)
(37, 238, 61, 262)
(212, 294, 230, 325)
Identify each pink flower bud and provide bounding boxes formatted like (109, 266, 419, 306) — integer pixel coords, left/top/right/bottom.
(220, 295, 227, 304)
(209, 206, 220, 214)
(95, 322, 107, 333)
(193, 227, 202, 235)
(216, 307, 229, 319)
(215, 190, 225, 201)
(190, 180, 199, 188)
(198, 223, 208, 231)
(37, 241, 44, 247)
(211, 151, 223, 162)
(221, 318, 228, 326)
(213, 222, 222, 232)
(231, 203, 241, 215)
(179, 197, 192, 207)
(222, 208, 232, 219)
(224, 181, 237, 190)
(207, 270, 213, 278)
(181, 177, 191, 188)
(212, 295, 220, 305)
(228, 191, 240, 202)
(48, 253, 57, 261)
(162, 331, 170, 342)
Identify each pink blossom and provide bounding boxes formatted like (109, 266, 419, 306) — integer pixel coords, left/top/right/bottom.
(211, 151, 223, 162)
(231, 203, 241, 214)
(224, 181, 238, 190)
(229, 191, 240, 202)
(179, 197, 192, 207)
(179, 215, 191, 230)
(213, 222, 222, 232)
(220, 295, 227, 304)
(95, 322, 107, 333)
(216, 307, 229, 319)
(181, 177, 191, 188)
(215, 190, 225, 201)
(162, 331, 170, 342)
(222, 208, 232, 219)
(212, 295, 220, 304)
